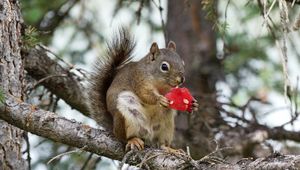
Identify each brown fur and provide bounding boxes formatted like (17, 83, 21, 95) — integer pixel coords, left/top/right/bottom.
(88, 28, 135, 129)
(89, 28, 185, 149)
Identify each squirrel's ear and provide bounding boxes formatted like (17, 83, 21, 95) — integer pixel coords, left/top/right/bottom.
(149, 42, 160, 61)
(167, 41, 176, 52)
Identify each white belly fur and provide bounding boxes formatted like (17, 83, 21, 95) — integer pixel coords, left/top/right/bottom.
(116, 91, 176, 145)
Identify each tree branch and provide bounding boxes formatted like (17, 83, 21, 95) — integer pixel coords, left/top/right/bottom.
(0, 96, 123, 159)
(37, 0, 81, 33)
(24, 46, 300, 149)
(258, 125, 300, 142)
(285, 0, 300, 5)
(23, 47, 90, 116)
(1, 97, 300, 169)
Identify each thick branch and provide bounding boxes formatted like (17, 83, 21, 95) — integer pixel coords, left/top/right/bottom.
(1, 97, 300, 169)
(37, 0, 80, 33)
(24, 46, 300, 148)
(24, 47, 90, 116)
(257, 125, 300, 142)
(0, 97, 123, 159)
(286, 0, 300, 5)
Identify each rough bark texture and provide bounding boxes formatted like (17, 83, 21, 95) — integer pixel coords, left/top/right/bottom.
(24, 47, 89, 115)
(17, 30, 300, 169)
(167, 0, 224, 158)
(0, 98, 124, 160)
(0, 0, 300, 169)
(22, 49, 300, 142)
(0, 0, 27, 169)
(1, 99, 300, 169)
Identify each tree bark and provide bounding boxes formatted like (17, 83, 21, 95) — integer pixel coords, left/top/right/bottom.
(0, 0, 299, 168)
(1, 99, 300, 169)
(0, 0, 27, 169)
(0, 99, 124, 160)
(19, 50, 300, 168)
(167, 0, 224, 158)
(24, 47, 89, 115)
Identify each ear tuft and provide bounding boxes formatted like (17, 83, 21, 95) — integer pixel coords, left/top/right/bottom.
(150, 42, 159, 54)
(167, 41, 176, 51)
(149, 42, 160, 61)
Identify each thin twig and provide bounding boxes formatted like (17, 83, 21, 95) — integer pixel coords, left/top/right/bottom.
(23, 132, 31, 170)
(118, 150, 134, 170)
(37, 44, 88, 79)
(278, 0, 292, 101)
(151, 0, 167, 45)
(295, 76, 299, 116)
(221, 0, 231, 59)
(263, 0, 277, 26)
(280, 76, 300, 127)
(138, 152, 167, 168)
(37, 44, 74, 69)
(80, 153, 93, 170)
(258, 0, 292, 102)
(34, 139, 47, 148)
(52, 96, 60, 112)
(261, 106, 290, 116)
(136, 0, 145, 25)
(47, 146, 87, 164)
(46, 94, 54, 111)
(91, 157, 102, 169)
(186, 146, 191, 157)
(200, 147, 232, 163)
(25, 74, 67, 93)
(293, 13, 300, 30)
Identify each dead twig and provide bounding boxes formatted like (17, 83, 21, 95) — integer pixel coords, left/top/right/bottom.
(136, 0, 145, 25)
(151, 0, 167, 44)
(80, 153, 93, 170)
(25, 74, 68, 94)
(47, 146, 87, 164)
(22, 132, 31, 170)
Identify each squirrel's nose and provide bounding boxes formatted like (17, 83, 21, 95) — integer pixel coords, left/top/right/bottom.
(176, 76, 185, 85)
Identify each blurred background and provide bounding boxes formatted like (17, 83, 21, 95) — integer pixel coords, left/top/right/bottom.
(21, 0, 300, 169)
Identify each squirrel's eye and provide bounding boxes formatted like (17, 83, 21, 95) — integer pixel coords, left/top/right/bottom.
(160, 62, 170, 72)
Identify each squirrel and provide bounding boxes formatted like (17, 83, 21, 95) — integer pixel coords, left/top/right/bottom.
(88, 28, 198, 153)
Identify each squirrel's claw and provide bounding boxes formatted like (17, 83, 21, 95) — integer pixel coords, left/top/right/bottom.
(126, 137, 144, 151)
(159, 95, 170, 107)
(191, 99, 199, 112)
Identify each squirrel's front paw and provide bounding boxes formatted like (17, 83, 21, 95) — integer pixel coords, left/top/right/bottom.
(126, 137, 144, 151)
(159, 95, 169, 107)
(191, 99, 199, 112)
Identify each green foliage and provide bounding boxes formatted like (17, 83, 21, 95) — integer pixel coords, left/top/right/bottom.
(0, 87, 4, 104)
(259, 63, 284, 91)
(215, 21, 229, 36)
(202, 0, 228, 35)
(224, 33, 271, 73)
(239, 2, 261, 23)
(18, 0, 300, 168)
(202, 0, 217, 22)
(222, 29, 284, 96)
(21, 0, 67, 25)
(22, 26, 39, 49)
(20, 0, 70, 45)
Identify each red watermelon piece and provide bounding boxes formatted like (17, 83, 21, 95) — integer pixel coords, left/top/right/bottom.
(165, 87, 194, 112)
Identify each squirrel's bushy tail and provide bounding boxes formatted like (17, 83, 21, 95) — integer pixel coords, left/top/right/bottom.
(88, 28, 135, 129)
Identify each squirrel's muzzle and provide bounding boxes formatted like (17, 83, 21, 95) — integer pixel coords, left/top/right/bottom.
(175, 76, 185, 85)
